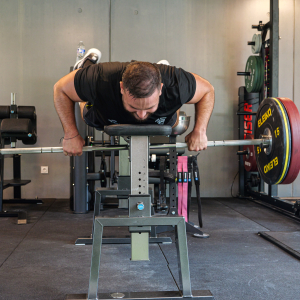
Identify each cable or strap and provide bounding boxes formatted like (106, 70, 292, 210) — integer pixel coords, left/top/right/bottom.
(192, 155, 203, 228)
(181, 156, 188, 222)
(177, 156, 183, 216)
(187, 156, 193, 221)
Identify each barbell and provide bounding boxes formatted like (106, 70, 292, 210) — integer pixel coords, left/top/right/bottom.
(0, 138, 270, 154)
(0, 97, 299, 186)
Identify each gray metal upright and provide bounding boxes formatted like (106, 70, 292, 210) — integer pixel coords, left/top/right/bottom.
(269, 0, 279, 197)
(72, 103, 88, 213)
(130, 136, 149, 195)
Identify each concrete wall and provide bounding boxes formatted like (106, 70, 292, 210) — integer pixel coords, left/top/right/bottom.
(1, 0, 110, 199)
(1, 0, 299, 199)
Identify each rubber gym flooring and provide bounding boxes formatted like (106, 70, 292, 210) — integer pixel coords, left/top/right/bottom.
(1, 197, 300, 300)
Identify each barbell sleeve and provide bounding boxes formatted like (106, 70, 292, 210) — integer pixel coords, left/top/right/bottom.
(237, 72, 251, 76)
(151, 138, 270, 149)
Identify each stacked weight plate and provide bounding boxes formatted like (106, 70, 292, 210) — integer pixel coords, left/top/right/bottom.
(245, 55, 264, 93)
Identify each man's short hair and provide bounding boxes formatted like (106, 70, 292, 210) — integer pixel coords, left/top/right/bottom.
(122, 61, 162, 98)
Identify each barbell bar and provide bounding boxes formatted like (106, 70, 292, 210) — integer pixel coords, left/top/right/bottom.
(0, 145, 128, 155)
(0, 137, 271, 155)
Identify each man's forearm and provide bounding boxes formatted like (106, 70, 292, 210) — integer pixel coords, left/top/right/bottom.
(193, 88, 214, 134)
(53, 85, 79, 138)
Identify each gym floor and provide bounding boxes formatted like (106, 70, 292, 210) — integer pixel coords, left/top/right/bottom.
(1, 197, 300, 300)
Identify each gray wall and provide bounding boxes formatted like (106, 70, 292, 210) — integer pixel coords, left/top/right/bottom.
(1, 0, 299, 199)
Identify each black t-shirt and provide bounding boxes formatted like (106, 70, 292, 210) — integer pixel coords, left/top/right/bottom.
(74, 62, 196, 127)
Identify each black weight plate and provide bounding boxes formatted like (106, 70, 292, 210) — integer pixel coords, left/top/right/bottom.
(277, 100, 292, 183)
(254, 98, 291, 185)
(245, 56, 258, 93)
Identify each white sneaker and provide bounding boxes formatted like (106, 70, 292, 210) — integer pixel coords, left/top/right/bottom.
(74, 48, 102, 70)
(157, 60, 170, 65)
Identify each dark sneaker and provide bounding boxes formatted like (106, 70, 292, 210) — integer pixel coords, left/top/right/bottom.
(74, 48, 102, 69)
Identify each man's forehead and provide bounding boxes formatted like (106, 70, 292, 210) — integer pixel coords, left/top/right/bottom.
(123, 90, 160, 110)
(126, 97, 158, 109)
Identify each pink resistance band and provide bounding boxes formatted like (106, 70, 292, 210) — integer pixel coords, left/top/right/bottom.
(177, 157, 183, 217)
(177, 156, 188, 222)
(181, 156, 188, 222)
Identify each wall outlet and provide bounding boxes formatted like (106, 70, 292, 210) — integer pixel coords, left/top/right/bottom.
(41, 166, 48, 174)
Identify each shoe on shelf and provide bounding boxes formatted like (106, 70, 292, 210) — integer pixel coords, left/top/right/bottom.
(74, 48, 102, 70)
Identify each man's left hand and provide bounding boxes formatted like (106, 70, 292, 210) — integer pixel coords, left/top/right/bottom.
(185, 129, 208, 151)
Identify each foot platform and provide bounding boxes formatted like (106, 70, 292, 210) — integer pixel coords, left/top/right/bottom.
(66, 290, 214, 300)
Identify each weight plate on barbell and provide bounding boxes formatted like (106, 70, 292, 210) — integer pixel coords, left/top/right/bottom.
(277, 97, 300, 184)
(243, 134, 258, 172)
(254, 97, 291, 185)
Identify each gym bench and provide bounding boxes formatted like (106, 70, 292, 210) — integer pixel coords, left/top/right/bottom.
(66, 124, 214, 300)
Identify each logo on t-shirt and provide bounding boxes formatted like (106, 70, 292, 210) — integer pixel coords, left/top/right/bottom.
(155, 117, 167, 125)
(108, 119, 118, 124)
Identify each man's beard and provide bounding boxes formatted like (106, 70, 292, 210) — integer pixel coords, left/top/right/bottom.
(129, 111, 153, 123)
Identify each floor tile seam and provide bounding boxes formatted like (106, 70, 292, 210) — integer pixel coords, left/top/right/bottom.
(216, 199, 272, 231)
(250, 199, 300, 226)
(0, 199, 57, 269)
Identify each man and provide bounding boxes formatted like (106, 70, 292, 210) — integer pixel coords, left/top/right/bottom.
(53, 48, 214, 156)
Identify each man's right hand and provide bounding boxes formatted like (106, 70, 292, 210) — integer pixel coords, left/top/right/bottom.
(63, 134, 85, 156)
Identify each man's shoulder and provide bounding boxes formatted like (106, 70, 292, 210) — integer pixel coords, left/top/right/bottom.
(96, 61, 130, 75)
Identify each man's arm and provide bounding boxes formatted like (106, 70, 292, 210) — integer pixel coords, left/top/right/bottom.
(53, 70, 85, 156)
(184, 73, 214, 151)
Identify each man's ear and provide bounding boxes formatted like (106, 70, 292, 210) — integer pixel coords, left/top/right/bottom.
(159, 83, 164, 96)
(120, 82, 124, 94)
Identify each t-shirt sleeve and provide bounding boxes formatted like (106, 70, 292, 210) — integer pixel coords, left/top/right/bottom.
(160, 65, 196, 105)
(176, 68, 196, 104)
(74, 65, 100, 103)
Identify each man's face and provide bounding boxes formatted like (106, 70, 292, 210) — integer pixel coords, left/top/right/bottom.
(120, 82, 163, 121)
